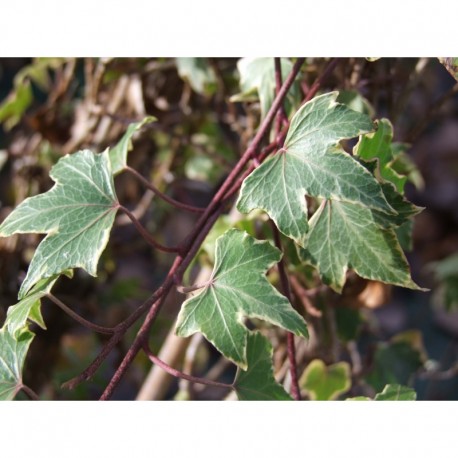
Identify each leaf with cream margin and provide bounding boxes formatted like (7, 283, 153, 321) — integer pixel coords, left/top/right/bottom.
(175, 229, 308, 369)
(0, 328, 34, 400)
(237, 92, 393, 247)
(109, 116, 156, 175)
(233, 333, 292, 400)
(0, 149, 119, 299)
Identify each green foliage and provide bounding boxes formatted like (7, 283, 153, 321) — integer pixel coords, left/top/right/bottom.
(237, 92, 386, 248)
(299, 198, 421, 292)
(0, 149, 119, 299)
(230, 57, 301, 119)
(0, 327, 34, 400)
(233, 333, 292, 400)
(0, 58, 67, 130)
(176, 58, 217, 95)
(109, 116, 156, 175)
(374, 384, 417, 400)
(299, 359, 351, 400)
(366, 336, 425, 392)
(438, 57, 458, 81)
(176, 229, 308, 369)
(346, 384, 416, 401)
(4, 276, 57, 337)
(430, 253, 458, 310)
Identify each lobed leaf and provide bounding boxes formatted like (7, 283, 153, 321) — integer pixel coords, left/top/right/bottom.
(4, 275, 59, 337)
(233, 333, 292, 400)
(0, 328, 34, 400)
(237, 92, 390, 248)
(299, 199, 422, 292)
(0, 149, 119, 298)
(175, 229, 308, 369)
(109, 116, 156, 175)
(299, 359, 351, 400)
(374, 384, 417, 401)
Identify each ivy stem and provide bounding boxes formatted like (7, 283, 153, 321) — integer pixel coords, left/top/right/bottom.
(20, 384, 39, 400)
(274, 58, 288, 138)
(304, 58, 341, 102)
(270, 220, 301, 401)
(46, 293, 115, 335)
(65, 59, 305, 398)
(142, 343, 233, 390)
(118, 205, 181, 253)
(125, 165, 205, 214)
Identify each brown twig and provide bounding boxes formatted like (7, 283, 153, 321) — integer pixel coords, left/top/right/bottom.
(270, 221, 301, 401)
(125, 166, 205, 214)
(46, 293, 115, 335)
(143, 342, 232, 390)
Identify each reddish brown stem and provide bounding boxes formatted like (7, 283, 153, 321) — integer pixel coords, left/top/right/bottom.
(274, 57, 288, 138)
(304, 58, 341, 102)
(118, 205, 181, 253)
(125, 165, 205, 214)
(20, 384, 39, 400)
(270, 220, 301, 401)
(47, 293, 115, 335)
(142, 343, 232, 390)
(64, 59, 305, 398)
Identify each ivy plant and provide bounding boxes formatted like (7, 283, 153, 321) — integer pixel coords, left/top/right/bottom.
(0, 57, 431, 401)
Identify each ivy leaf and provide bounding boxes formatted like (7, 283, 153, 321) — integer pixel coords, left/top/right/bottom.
(233, 333, 292, 400)
(366, 340, 424, 392)
(0, 149, 119, 299)
(175, 229, 308, 369)
(299, 199, 421, 292)
(299, 359, 351, 400)
(4, 275, 63, 338)
(374, 384, 417, 401)
(176, 58, 217, 95)
(346, 384, 416, 401)
(230, 58, 301, 119)
(0, 328, 34, 400)
(109, 116, 156, 175)
(354, 118, 407, 192)
(237, 92, 393, 247)
(0, 79, 33, 131)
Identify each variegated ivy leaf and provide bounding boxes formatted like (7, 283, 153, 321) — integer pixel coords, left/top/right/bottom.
(299, 199, 422, 292)
(109, 116, 156, 175)
(353, 118, 407, 192)
(237, 92, 393, 247)
(233, 333, 292, 400)
(0, 149, 119, 299)
(175, 229, 308, 369)
(0, 327, 34, 400)
(4, 274, 64, 338)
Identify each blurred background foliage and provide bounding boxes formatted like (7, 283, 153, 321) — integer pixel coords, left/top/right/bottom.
(1, 58, 458, 400)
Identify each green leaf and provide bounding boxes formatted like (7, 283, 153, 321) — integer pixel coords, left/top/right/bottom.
(299, 199, 421, 292)
(4, 275, 60, 337)
(0, 328, 34, 400)
(230, 58, 301, 119)
(0, 149, 119, 299)
(109, 116, 156, 175)
(346, 384, 416, 401)
(176, 58, 217, 95)
(237, 92, 392, 248)
(233, 332, 292, 400)
(299, 359, 351, 400)
(354, 118, 407, 192)
(0, 80, 33, 131)
(374, 384, 416, 401)
(366, 341, 424, 392)
(336, 90, 375, 117)
(175, 229, 308, 369)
